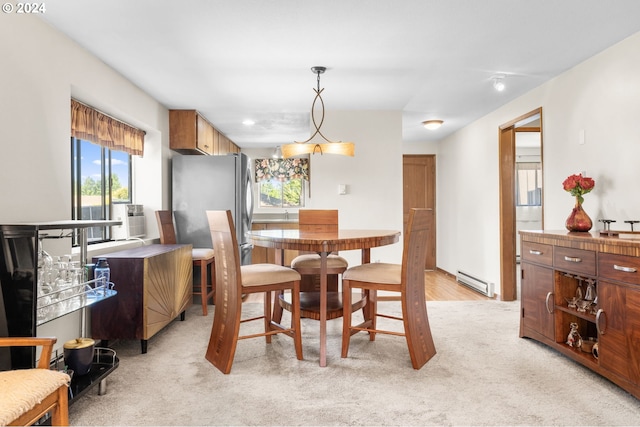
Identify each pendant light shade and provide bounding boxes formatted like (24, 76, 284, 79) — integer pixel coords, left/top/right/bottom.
(281, 66, 355, 158)
(281, 140, 355, 158)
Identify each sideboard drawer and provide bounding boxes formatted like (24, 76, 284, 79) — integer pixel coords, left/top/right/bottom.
(599, 253, 640, 285)
(553, 246, 596, 276)
(521, 242, 553, 266)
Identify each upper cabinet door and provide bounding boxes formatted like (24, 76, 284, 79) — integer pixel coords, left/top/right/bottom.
(196, 114, 214, 155)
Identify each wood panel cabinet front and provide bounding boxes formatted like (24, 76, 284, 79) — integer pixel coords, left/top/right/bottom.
(553, 246, 596, 276)
(91, 244, 192, 353)
(251, 222, 299, 266)
(196, 114, 214, 154)
(597, 280, 640, 385)
(170, 110, 218, 155)
(520, 262, 554, 341)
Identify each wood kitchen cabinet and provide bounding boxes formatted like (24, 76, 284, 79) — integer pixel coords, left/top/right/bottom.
(169, 110, 215, 155)
(251, 221, 299, 265)
(520, 230, 640, 400)
(170, 109, 240, 155)
(91, 244, 192, 354)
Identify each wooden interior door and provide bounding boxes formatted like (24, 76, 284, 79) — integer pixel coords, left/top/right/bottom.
(499, 125, 517, 301)
(403, 155, 436, 270)
(499, 107, 543, 302)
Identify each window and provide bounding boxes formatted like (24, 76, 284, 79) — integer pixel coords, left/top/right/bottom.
(71, 138, 132, 243)
(254, 158, 309, 208)
(515, 162, 542, 206)
(259, 178, 304, 208)
(70, 98, 144, 244)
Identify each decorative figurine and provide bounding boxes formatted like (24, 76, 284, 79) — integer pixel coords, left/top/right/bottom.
(566, 322, 583, 348)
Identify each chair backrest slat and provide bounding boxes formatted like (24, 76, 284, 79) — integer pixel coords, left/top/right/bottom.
(298, 209, 339, 233)
(155, 210, 177, 245)
(402, 208, 433, 298)
(205, 210, 243, 372)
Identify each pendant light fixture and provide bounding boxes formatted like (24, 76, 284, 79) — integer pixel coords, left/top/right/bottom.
(281, 66, 355, 158)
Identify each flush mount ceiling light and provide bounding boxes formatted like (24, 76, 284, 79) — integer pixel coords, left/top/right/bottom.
(492, 74, 506, 92)
(281, 66, 355, 159)
(422, 120, 443, 130)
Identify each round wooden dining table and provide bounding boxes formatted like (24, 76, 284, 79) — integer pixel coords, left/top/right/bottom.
(245, 228, 400, 367)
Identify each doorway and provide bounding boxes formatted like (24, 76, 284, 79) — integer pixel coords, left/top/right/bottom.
(499, 108, 543, 301)
(403, 155, 436, 270)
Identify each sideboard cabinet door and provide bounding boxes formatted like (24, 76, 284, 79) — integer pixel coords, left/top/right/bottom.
(520, 262, 554, 341)
(91, 244, 192, 353)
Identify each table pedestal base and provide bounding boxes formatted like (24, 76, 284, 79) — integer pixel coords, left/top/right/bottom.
(278, 291, 367, 321)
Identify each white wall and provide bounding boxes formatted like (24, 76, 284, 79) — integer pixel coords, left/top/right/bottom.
(308, 111, 404, 265)
(436, 31, 640, 295)
(0, 15, 171, 235)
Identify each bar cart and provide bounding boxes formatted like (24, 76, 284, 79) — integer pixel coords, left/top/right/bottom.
(0, 220, 121, 401)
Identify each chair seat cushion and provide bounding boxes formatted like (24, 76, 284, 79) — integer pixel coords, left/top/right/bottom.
(291, 254, 348, 269)
(192, 248, 215, 261)
(343, 263, 401, 285)
(241, 264, 301, 287)
(0, 369, 70, 426)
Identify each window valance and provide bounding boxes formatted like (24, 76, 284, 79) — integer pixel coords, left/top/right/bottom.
(71, 99, 145, 156)
(255, 158, 309, 182)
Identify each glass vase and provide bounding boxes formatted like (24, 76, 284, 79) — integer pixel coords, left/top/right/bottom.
(565, 197, 592, 232)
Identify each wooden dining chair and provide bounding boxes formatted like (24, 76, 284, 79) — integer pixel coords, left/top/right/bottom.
(205, 210, 303, 374)
(291, 209, 349, 290)
(341, 208, 436, 369)
(155, 210, 215, 316)
(275, 209, 361, 321)
(0, 337, 70, 426)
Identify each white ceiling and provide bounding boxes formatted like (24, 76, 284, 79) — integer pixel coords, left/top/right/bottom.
(39, 0, 640, 148)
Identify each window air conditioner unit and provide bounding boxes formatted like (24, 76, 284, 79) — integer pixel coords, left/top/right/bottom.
(112, 204, 146, 240)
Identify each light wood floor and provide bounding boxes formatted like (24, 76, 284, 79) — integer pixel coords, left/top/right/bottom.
(244, 269, 492, 303)
(424, 269, 491, 301)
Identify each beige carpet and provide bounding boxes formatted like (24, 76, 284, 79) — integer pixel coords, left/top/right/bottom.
(69, 300, 640, 426)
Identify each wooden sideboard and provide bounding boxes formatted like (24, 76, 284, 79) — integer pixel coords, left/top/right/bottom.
(91, 244, 192, 353)
(520, 230, 640, 399)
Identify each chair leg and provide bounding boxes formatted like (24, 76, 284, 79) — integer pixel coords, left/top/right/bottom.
(272, 290, 284, 323)
(341, 279, 352, 358)
(264, 291, 272, 343)
(402, 296, 437, 369)
(51, 384, 69, 426)
(200, 261, 208, 316)
(367, 289, 378, 341)
(291, 280, 303, 360)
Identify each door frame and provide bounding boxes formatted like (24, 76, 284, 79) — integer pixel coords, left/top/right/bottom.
(499, 107, 543, 301)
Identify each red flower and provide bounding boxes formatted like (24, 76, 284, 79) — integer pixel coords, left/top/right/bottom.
(563, 173, 595, 204)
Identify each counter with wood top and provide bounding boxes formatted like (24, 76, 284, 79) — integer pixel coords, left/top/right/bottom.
(519, 230, 640, 400)
(90, 244, 192, 354)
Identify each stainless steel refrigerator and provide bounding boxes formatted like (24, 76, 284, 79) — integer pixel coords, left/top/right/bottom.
(172, 153, 254, 265)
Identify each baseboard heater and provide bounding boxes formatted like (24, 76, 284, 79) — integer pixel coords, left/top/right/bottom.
(456, 270, 495, 298)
